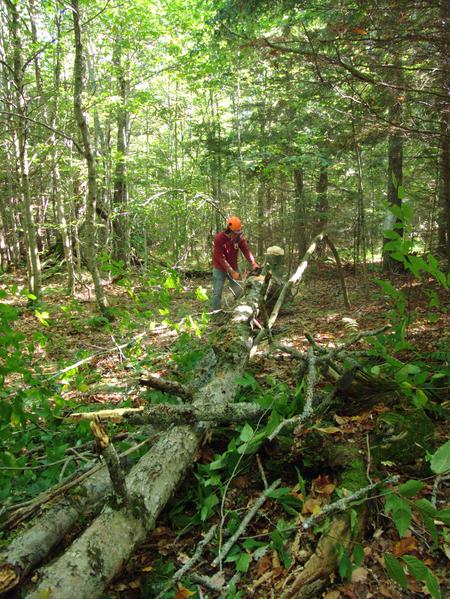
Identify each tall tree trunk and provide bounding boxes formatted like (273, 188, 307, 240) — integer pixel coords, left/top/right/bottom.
(383, 62, 404, 271)
(52, 9, 75, 294)
(293, 167, 307, 258)
(351, 111, 368, 293)
(0, 21, 20, 269)
(316, 162, 329, 235)
(6, 0, 41, 297)
(437, 0, 450, 266)
(71, 0, 108, 312)
(112, 30, 130, 266)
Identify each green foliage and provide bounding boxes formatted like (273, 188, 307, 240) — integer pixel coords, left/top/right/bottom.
(429, 439, 450, 475)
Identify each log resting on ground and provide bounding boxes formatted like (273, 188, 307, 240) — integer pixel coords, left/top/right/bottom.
(0, 465, 115, 594)
(24, 277, 265, 598)
(280, 445, 368, 598)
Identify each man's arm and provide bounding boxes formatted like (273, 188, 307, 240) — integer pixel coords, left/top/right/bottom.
(239, 237, 259, 268)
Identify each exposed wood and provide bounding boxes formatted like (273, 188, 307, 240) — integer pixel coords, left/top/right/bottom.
(90, 417, 129, 506)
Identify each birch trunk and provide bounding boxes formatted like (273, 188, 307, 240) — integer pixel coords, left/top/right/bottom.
(6, 0, 42, 297)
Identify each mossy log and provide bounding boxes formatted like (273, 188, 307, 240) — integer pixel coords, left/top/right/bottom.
(23, 277, 265, 599)
(0, 464, 116, 594)
(281, 446, 368, 598)
(371, 407, 434, 465)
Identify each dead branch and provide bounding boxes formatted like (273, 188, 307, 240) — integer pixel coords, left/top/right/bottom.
(69, 402, 266, 427)
(268, 347, 317, 441)
(90, 418, 129, 506)
(212, 479, 281, 569)
(155, 525, 218, 599)
(323, 235, 351, 309)
(250, 232, 325, 358)
(302, 475, 399, 530)
(139, 372, 193, 399)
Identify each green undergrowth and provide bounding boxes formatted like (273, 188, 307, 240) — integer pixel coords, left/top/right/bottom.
(0, 225, 448, 597)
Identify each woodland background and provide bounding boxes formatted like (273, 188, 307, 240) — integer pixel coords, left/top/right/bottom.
(0, 1, 449, 598)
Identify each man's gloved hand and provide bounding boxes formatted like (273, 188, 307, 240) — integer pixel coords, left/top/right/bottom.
(230, 270, 241, 280)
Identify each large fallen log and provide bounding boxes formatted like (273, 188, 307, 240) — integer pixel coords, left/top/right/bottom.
(24, 275, 266, 598)
(0, 440, 153, 595)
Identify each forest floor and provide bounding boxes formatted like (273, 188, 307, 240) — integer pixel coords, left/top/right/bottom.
(1, 264, 449, 598)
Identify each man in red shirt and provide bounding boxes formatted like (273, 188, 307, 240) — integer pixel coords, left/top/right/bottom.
(212, 216, 259, 311)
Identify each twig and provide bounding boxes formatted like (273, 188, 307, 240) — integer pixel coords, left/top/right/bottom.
(431, 473, 450, 508)
(303, 347, 316, 418)
(302, 475, 399, 530)
(190, 573, 224, 593)
(155, 525, 218, 599)
(111, 335, 125, 362)
(212, 479, 281, 568)
(44, 333, 145, 379)
(366, 434, 373, 485)
(256, 454, 268, 490)
(268, 347, 317, 441)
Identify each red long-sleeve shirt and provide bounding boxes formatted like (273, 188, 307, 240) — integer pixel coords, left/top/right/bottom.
(213, 231, 255, 272)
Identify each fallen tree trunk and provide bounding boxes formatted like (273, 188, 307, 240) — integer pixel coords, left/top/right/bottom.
(0, 460, 125, 594)
(0, 435, 157, 596)
(24, 277, 266, 598)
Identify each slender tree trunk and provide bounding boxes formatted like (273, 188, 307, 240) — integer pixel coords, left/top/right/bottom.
(437, 0, 450, 266)
(383, 62, 404, 271)
(0, 31, 20, 270)
(316, 162, 329, 232)
(71, 0, 108, 311)
(112, 30, 130, 266)
(6, 0, 41, 297)
(52, 10, 75, 294)
(351, 113, 368, 293)
(293, 167, 307, 258)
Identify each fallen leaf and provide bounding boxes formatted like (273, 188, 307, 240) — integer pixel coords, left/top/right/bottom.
(323, 591, 341, 599)
(340, 584, 358, 598)
(351, 566, 368, 582)
(315, 426, 341, 434)
(257, 555, 272, 576)
(302, 497, 323, 515)
(175, 584, 195, 598)
(141, 564, 153, 572)
(393, 535, 416, 556)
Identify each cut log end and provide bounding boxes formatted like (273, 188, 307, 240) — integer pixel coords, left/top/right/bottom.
(0, 563, 20, 594)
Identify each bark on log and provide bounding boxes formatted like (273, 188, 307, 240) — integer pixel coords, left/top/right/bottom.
(25, 278, 265, 598)
(69, 402, 266, 426)
(0, 466, 113, 594)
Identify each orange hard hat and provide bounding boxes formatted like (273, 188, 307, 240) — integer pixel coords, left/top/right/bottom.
(227, 216, 242, 233)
